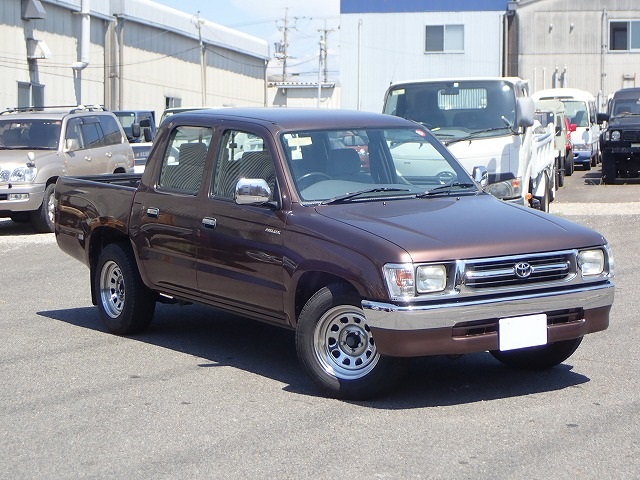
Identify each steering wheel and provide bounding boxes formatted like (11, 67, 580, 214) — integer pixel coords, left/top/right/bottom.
(436, 171, 457, 185)
(297, 171, 331, 190)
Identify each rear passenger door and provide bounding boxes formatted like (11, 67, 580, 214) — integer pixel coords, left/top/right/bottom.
(131, 125, 212, 299)
(196, 126, 287, 324)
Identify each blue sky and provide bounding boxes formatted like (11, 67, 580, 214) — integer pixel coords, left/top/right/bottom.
(152, 0, 341, 81)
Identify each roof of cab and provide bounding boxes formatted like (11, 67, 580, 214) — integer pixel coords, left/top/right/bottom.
(164, 107, 418, 131)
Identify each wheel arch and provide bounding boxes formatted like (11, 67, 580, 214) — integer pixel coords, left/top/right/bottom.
(290, 271, 361, 327)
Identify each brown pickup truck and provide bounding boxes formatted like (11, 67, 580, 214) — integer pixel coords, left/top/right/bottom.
(54, 108, 614, 400)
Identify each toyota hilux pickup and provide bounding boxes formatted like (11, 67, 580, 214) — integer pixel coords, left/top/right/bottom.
(54, 108, 614, 400)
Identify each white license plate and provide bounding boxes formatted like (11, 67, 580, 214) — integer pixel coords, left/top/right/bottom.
(498, 314, 547, 351)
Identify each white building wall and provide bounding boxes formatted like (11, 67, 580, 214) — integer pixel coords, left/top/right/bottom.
(340, 11, 505, 113)
(515, 0, 640, 107)
(0, 0, 268, 116)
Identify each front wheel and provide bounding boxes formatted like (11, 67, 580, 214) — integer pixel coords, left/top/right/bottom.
(602, 157, 617, 185)
(94, 243, 156, 335)
(30, 183, 56, 233)
(490, 337, 583, 369)
(295, 283, 403, 400)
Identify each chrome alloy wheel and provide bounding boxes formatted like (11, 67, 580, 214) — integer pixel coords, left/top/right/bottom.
(312, 305, 380, 380)
(99, 260, 125, 318)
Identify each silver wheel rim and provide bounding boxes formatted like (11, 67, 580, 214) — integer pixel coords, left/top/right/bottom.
(46, 191, 55, 225)
(99, 260, 125, 318)
(313, 305, 380, 380)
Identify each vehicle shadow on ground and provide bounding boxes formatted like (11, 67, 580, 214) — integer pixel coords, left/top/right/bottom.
(0, 218, 42, 235)
(39, 302, 590, 408)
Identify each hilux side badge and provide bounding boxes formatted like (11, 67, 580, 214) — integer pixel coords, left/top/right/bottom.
(265, 228, 281, 235)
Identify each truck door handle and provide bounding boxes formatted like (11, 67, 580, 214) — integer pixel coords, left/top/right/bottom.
(202, 217, 217, 229)
(84, 156, 92, 162)
(146, 207, 159, 218)
(106, 152, 112, 158)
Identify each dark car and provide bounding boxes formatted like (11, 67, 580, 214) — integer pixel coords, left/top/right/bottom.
(54, 108, 614, 399)
(598, 88, 640, 183)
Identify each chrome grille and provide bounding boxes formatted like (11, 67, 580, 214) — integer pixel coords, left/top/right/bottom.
(464, 252, 574, 290)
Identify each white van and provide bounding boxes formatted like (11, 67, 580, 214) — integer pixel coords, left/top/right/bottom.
(531, 88, 600, 170)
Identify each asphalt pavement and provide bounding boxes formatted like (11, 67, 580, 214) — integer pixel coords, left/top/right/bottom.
(1, 164, 638, 479)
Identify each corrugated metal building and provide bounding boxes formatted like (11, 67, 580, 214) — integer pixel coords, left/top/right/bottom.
(339, 0, 640, 112)
(511, 0, 640, 107)
(0, 0, 269, 116)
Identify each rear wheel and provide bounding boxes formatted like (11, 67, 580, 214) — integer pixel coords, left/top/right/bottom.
(94, 243, 156, 334)
(490, 337, 583, 369)
(295, 283, 403, 400)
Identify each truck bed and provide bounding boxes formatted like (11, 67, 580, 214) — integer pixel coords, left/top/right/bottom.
(54, 174, 141, 267)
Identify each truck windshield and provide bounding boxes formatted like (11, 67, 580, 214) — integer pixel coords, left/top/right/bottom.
(562, 101, 589, 126)
(383, 80, 516, 139)
(0, 120, 61, 150)
(610, 99, 640, 116)
(281, 127, 475, 203)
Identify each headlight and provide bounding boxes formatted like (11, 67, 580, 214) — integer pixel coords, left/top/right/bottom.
(416, 265, 447, 293)
(610, 130, 621, 141)
(9, 166, 37, 182)
(485, 177, 522, 200)
(383, 263, 447, 299)
(578, 249, 605, 276)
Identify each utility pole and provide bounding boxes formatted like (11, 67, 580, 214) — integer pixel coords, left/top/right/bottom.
(318, 20, 334, 83)
(275, 8, 292, 81)
(194, 11, 206, 106)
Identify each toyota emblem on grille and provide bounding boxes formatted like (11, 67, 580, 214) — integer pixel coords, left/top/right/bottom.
(514, 262, 533, 278)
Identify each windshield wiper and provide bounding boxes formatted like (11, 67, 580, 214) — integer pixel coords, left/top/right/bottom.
(445, 126, 512, 146)
(417, 182, 477, 197)
(321, 187, 411, 205)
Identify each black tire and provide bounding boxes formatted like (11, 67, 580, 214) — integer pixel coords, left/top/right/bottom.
(94, 242, 156, 335)
(30, 183, 56, 233)
(533, 175, 550, 213)
(490, 337, 583, 369)
(556, 156, 565, 188)
(584, 160, 592, 171)
(295, 283, 403, 400)
(564, 150, 574, 177)
(602, 156, 617, 185)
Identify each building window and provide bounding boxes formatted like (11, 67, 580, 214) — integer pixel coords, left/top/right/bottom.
(165, 96, 182, 109)
(425, 25, 464, 52)
(17, 81, 44, 108)
(610, 20, 640, 51)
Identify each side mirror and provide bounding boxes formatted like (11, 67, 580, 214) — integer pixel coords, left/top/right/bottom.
(472, 166, 488, 187)
(65, 138, 80, 151)
(139, 118, 151, 128)
(516, 97, 535, 129)
(235, 178, 271, 205)
(131, 123, 141, 138)
(143, 128, 153, 142)
(597, 112, 609, 124)
(569, 123, 577, 132)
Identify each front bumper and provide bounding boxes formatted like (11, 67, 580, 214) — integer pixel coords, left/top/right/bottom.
(573, 150, 591, 164)
(0, 183, 45, 213)
(362, 282, 614, 357)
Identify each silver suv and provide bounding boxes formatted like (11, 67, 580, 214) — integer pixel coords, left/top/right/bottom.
(0, 106, 134, 232)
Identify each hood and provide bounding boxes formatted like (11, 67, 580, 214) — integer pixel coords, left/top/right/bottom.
(316, 194, 606, 263)
(606, 115, 640, 129)
(0, 149, 57, 167)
